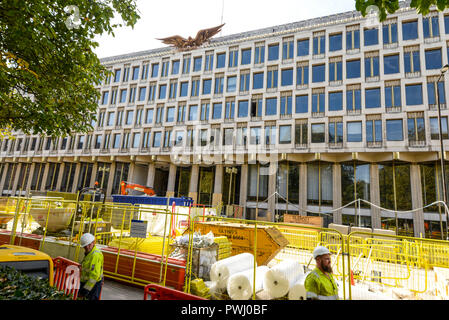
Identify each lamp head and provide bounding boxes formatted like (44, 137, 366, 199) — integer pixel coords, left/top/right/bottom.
(441, 64, 449, 74)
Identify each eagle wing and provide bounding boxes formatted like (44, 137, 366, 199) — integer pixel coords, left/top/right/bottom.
(156, 35, 188, 48)
(194, 23, 225, 45)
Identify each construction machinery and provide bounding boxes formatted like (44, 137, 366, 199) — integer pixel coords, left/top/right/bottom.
(120, 181, 156, 196)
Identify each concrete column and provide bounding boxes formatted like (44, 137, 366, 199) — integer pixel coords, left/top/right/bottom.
(106, 161, 116, 196)
(188, 164, 199, 204)
(299, 163, 308, 216)
(166, 163, 177, 198)
(11, 163, 22, 195)
(267, 161, 277, 222)
(71, 163, 81, 193)
(239, 164, 248, 219)
(370, 163, 382, 229)
(25, 163, 35, 195)
(411, 163, 425, 238)
(212, 164, 223, 206)
(0, 163, 9, 193)
(128, 162, 135, 183)
(55, 162, 65, 191)
(332, 163, 342, 225)
(90, 162, 99, 187)
(146, 163, 156, 188)
(40, 163, 49, 192)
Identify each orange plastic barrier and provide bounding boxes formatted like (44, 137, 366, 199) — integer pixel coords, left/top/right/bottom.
(143, 283, 207, 300)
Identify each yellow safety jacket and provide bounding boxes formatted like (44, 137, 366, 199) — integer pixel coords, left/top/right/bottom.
(80, 245, 104, 292)
(304, 268, 339, 300)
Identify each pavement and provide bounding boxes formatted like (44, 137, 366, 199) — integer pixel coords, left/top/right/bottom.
(101, 279, 145, 300)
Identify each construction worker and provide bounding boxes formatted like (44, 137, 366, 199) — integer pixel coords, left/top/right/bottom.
(78, 233, 104, 300)
(304, 246, 339, 300)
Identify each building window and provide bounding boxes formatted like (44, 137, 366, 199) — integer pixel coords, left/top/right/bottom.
(177, 104, 186, 123)
(423, 14, 440, 39)
(236, 127, 247, 146)
(364, 27, 378, 46)
(296, 63, 309, 86)
(407, 112, 426, 143)
(328, 91, 343, 111)
(384, 54, 400, 74)
(364, 54, 379, 78)
(223, 128, 233, 146)
(152, 132, 161, 147)
(202, 79, 212, 95)
(114, 69, 121, 82)
(138, 87, 147, 101)
(312, 64, 325, 83)
(239, 71, 250, 92)
(281, 68, 293, 86)
(425, 48, 442, 70)
(116, 109, 123, 126)
(193, 56, 202, 72)
(268, 43, 279, 61)
(295, 94, 308, 113)
(253, 72, 264, 89)
(365, 87, 381, 109)
(131, 66, 139, 81)
(385, 82, 401, 108)
(216, 52, 226, 68)
(174, 131, 184, 147)
(128, 87, 136, 103)
(347, 121, 362, 142)
(386, 119, 403, 141)
(402, 20, 418, 40)
(169, 81, 178, 99)
(255, 42, 265, 64)
(279, 125, 291, 144)
(346, 26, 360, 50)
(346, 59, 361, 78)
(171, 60, 180, 75)
(191, 78, 200, 97)
(182, 56, 191, 74)
(366, 118, 382, 142)
(329, 33, 342, 52)
(225, 100, 235, 119)
(312, 91, 325, 114)
(101, 91, 109, 105)
(265, 97, 277, 116)
(228, 48, 238, 67)
(212, 103, 222, 119)
(112, 133, 121, 149)
(430, 117, 449, 139)
(241, 48, 251, 65)
(282, 38, 294, 60)
(166, 107, 175, 122)
(122, 66, 130, 82)
(251, 96, 263, 117)
(226, 76, 237, 92)
(141, 63, 149, 80)
(132, 132, 141, 148)
(347, 86, 361, 112)
(158, 84, 167, 100)
(379, 162, 412, 215)
(110, 88, 117, 104)
(145, 109, 153, 124)
(280, 94, 292, 115)
(311, 123, 325, 143)
(188, 105, 198, 121)
(405, 83, 423, 105)
(125, 110, 134, 125)
(341, 162, 371, 212)
(151, 63, 159, 78)
(119, 89, 127, 103)
(214, 75, 224, 94)
(382, 20, 398, 45)
(297, 38, 309, 56)
(329, 119, 343, 143)
(238, 100, 249, 118)
(295, 121, 308, 145)
(267, 67, 278, 89)
(329, 59, 343, 82)
(250, 127, 261, 145)
(148, 83, 156, 102)
(180, 81, 188, 97)
(427, 78, 446, 105)
(313, 32, 325, 55)
(200, 103, 210, 121)
(307, 161, 333, 206)
(163, 130, 172, 148)
(265, 125, 276, 145)
(404, 47, 421, 74)
(155, 106, 164, 124)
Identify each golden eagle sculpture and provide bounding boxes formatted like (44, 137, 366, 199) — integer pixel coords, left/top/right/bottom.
(157, 24, 225, 51)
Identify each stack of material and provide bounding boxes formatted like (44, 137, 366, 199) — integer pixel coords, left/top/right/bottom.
(108, 236, 168, 255)
(190, 278, 211, 299)
(210, 253, 255, 291)
(288, 274, 307, 300)
(227, 266, 269, 300)
(263, 260, 304, 299)
(214, 236, 232, 260)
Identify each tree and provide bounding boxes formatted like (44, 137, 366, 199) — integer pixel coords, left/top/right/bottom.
(0, 0, 140, 137)
(356, 0, 449, 21)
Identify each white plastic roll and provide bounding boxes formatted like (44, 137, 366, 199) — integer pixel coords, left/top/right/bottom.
(227, 266, 269, 300)
(288, 274, 307, 300)
(264, 260, 303, 298)
(210, 253, 255, 290)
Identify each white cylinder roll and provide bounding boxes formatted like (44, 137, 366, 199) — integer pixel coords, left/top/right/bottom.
(288, 274, 307, 300)
(227, 266, 269, 300)
(264, 260, 303, 298)
(210, 253, 255, 290)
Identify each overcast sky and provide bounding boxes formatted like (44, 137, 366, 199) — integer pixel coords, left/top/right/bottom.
(94, 0, 357, 59)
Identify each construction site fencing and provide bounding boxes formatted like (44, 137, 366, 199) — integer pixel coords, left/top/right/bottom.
(53, 256, 81, 300)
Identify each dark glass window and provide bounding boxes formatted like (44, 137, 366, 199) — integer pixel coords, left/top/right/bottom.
(364, 28, 378, 46)
(329, 61, 343, 82)
(329, 33, 342, 51)
(430, 117, 449, 139)
(346, 59, 361, 78)
(425, 48, 442, 70)
(312, 64, 325, 83)
(296, 65, 309, 85)
(268, 44, 279, 61)
(238, 100, 248, 118)
(427, 81, 446, 105)
(382, 22, 398, 44)
(385, 84, 402, 108)
(281, 68, 293, 86)
(212, 103, 222, 119)
(366, 119, 382, 142)
(295, 95, 308, 113)
(402, 21, 418, 40)
(193, 57, 202, 72)
(386, 119, 403, 141)
(347, 88, 361, 111)
(365, 88, 381, 108)
(180, 82, 188, 97)
(311, 124, 325, 143)
(216, 53, 226, 68)
(404, 51, 420, 73)
(202, 79, 211, 95)
(241, 48, 251, 65)
(405, 84, 423, 105)
(423, 16, 440, 38)
(384, 54, 400, 74)
(328, 91, 343, 111)
(347, 121, 362, 142)
(265, 97, 277, 116)
(253, 72, 264, 89)
(297, 39, 309, 56)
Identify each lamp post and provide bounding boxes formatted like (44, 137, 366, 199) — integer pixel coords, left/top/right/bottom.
(436, 64, 449, 240)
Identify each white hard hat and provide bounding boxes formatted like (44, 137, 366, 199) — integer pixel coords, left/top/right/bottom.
(80, 233, 95, 247)
(313, 246, 331, 259)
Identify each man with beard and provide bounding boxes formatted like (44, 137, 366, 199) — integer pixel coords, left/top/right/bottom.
(304, 246, 339, 300)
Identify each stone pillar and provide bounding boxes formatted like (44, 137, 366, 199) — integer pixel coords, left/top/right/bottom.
(267, 161, 277, 222)
(40, 163, 49, 192)
(332, 163, 342, 225)
(299, 163, 308, 216)
(90, 162, 99, 187)
(411, 163, 425, 238)
(55, 162, 65, 191)
(370, 163, 382, 229)
(71, 163, 81, 193)
(25, 163, 35, 195)
(106, 161, 116, 197)
(212, 164, 223, 206)
(166, 163, 177, 198)
(188, 164, 199, 204)
(0, 163, 9, 193)
(11, 163, 22, 195)
(239, 164, 248, 219)
(146, 163, 156, 188)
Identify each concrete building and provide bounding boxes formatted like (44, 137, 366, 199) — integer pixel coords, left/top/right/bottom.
(1, 0, 449, 238)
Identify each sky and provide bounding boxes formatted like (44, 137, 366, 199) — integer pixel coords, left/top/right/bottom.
(94, 0, 357, 59)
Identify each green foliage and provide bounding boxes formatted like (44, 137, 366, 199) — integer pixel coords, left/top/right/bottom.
(0, 266, 72, 300)
(0, 0, 140, 137)
(356, 0, 449, 20)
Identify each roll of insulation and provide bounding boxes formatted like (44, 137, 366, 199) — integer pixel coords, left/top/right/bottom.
(288, 274, 307, 300)
(227, 266, 269, 300)
(210, 253, 255, 290)
(264, 260, 303, 298)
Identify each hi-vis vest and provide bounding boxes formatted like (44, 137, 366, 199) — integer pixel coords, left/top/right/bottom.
(81, 246, 104, 292)
(304, 268, 339, 300)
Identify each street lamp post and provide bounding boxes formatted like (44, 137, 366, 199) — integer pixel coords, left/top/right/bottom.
(436, 64, 449, 240)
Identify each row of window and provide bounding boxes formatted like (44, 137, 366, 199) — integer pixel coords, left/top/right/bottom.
(102, 13, 449, 86)
(5, 115, 448, 154)
(99, 46, 449, 106)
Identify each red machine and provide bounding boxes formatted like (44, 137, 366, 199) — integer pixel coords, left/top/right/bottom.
(120, 181, 156, 196)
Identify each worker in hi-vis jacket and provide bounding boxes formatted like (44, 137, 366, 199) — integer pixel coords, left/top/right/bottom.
(78, 233, 104, 300)
(304, 246, 339, 300)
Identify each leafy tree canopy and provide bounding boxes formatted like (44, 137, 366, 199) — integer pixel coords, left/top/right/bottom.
(0, 0, 140, 137)
(356, 0, 449, 21)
